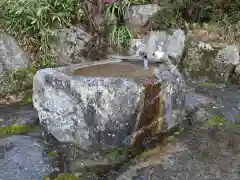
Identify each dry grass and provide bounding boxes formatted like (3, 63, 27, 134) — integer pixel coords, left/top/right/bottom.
(206, 22, 240, 44)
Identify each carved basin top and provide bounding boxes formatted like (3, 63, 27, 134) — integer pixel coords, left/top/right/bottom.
(72, 60, 160, 79)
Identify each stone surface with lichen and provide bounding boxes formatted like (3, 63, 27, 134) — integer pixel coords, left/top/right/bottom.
(32, 60, 186, 151)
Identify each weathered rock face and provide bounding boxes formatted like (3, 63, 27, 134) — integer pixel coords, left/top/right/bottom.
(52, 25, 92, 66)
(129, 29, 186, 63)
(125, 4, 161, 27)
(165, 29, 186, 64)
(184, 91, 215, 124)
(182, 40, 240, 84)
(33, 59, 186, 151)
(0, 35, 29, 75)
(0, 34, 30, 96)
(0, 63, 5, 78)
(125, 4, 161, 38)
(235, 65, 240, 74)
(0, 135, 54, 180)
(0, 104, 38, 128)
(194, 85, 240, 124)
(233, 64, 240, 82)
(116, 126, 240, 180)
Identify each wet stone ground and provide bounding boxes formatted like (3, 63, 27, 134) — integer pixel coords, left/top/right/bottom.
(0, 105, 61, 180)
(116, 126, 240, 180)
(0, 134, 55, 180)
(0, 83, 240, 180)
(194, 84, 240, 123)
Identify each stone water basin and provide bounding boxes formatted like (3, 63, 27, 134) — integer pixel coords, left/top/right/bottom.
(33, 59, 186, 151)
(72, 61, 156, 79)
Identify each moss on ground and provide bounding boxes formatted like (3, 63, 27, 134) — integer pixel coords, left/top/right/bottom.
(198, 82, 220, 88)
(53, 174, 79, 180)
(204, 115, 228, 126)
(101, 147, 130, 164)
(204, 115, 240, 128)
(21, 96, 33, 105)
(47, 150, 58, 157)
(43, 173, 79, 180)
(0, 124, 34, 138)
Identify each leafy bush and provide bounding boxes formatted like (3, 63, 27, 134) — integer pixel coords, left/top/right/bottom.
(107, 23, 132, 50)
(104, 0, 145, 50)
(0, 0, 84, 54)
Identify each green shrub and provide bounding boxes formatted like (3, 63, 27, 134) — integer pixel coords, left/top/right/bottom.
(107, 23, 132, 50)
(0, 0, 84, 54)
(104, 0, 145, 50)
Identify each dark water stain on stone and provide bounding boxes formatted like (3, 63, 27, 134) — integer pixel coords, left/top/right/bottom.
(131, 78, 163, 149)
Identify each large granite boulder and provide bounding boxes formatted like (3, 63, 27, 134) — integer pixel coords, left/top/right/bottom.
(33, 59, 186, 151)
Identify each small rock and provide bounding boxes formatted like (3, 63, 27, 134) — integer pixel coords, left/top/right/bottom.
(129, 39, 146, 56)
(214, 45, 240, 83)
(194, 85, 240, 123)
(126, 4, 160, 27)
(52, 25, 92, 66)
(0, 62, 5, 77)
(193, 107, 212, 124)
(235, 65, 240, 74)
(0, 104, 38, 127)
(0, 35, 30, 96)
(216, 45, 240, 65)
(0, 135, 54, 180)
(146, 31, 168, 59)
(166, 29, 186, 64)
(185, 91, 215, 110)
(0, 35, 29, 75)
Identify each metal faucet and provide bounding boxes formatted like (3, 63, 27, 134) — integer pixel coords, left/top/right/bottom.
(139, 52, 148, 70)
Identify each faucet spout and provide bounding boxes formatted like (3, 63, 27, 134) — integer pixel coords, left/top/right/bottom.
(144, 56, 149, 70)
(139, 52, 149, 70)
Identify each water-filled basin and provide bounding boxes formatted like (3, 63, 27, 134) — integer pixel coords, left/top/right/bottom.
(72, 61, 158, 79)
